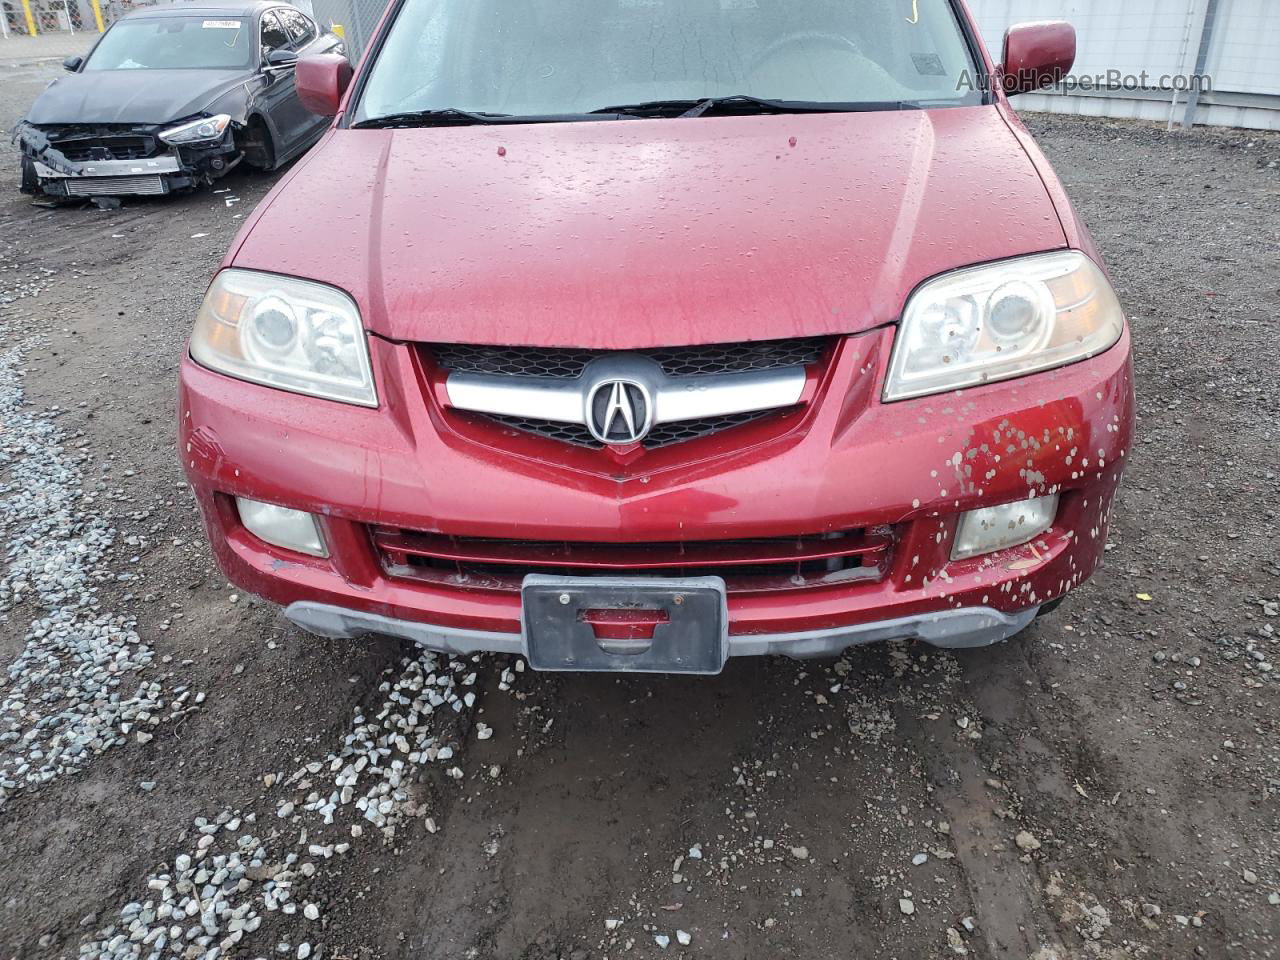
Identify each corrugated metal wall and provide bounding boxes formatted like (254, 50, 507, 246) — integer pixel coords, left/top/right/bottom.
(1207, 0, 1280, 95)
(967, 0, 1280, 130)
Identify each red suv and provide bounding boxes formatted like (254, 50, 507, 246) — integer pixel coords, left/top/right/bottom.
(179, 1, 1133, 674)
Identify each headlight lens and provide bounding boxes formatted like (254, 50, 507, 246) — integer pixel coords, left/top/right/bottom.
(191, 269, 377, 406)
(952, 495, 1059, 561)
(159, 114, 232, 145)
(883, 251, 1124, 401)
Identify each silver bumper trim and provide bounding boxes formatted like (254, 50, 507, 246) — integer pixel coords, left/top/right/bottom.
(35, 155, 181, 179)
(283, 601, 1038, 663)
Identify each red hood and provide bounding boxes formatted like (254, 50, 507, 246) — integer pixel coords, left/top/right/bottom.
(232, 105, 1066, 348)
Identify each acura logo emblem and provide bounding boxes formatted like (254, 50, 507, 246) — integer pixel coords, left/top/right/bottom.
(586, 378, 653, 445)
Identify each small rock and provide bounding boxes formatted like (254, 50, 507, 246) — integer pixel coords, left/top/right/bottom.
(1015, 831, 1041, 852)
(899, 898, 915, 916)
(676, 930, 691, 946)
(790, 846, 809, 860)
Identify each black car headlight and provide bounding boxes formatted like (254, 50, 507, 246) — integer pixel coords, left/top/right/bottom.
(159, 114, 232, 146)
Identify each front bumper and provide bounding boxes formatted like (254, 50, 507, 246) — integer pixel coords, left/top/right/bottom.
(286, 600, 1039, 659)
(16, 122, 238, 197)
(179, 324, 1134, 657)
(32, 156, 186, 197)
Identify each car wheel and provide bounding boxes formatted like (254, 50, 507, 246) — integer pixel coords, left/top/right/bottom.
(20, 155, 40, 195)
(237, 117, 277, 171)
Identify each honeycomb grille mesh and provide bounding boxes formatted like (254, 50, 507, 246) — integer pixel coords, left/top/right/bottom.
(432, 337, 828, 379)
(485, 410, 780, 449)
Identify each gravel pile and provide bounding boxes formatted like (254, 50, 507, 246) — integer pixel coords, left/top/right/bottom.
(0, 329, 169, 808)
(80, 649, 473, 960)
(279, 650, 471, 840)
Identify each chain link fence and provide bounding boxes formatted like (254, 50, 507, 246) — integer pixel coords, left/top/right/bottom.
(0, 0, 168, 39)
(0, 0, 389, 61)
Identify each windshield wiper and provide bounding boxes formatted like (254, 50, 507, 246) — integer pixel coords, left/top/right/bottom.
(352, 108, 627, 128)
(352, 108, 515, 128)
(354, 96, 926, 128)
(588, 95, 926, 118)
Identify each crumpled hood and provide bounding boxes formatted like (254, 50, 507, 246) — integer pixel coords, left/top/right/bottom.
(24, 69, 249, 125)
(233, 106, 1067, 348)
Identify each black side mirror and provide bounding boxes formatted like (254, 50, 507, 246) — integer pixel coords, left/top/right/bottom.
(62, 54, 83, 72)
(265, 48, 298, 69)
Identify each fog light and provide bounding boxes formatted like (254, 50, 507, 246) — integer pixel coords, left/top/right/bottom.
(236, 497, 328, 557)
(952, 495, 1058, 561)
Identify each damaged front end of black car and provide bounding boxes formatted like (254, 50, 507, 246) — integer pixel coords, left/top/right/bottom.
(13, 113, 257, 200)
(12, 1, 339, 203)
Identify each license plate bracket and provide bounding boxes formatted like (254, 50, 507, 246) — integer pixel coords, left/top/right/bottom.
(521, 574, 728, 674)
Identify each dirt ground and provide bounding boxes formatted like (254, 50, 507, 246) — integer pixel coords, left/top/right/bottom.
(0, 57, 1277, 960)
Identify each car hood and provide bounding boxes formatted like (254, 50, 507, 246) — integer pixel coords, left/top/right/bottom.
(233, 106, 1067, 348)
(24, 69, 250, 125)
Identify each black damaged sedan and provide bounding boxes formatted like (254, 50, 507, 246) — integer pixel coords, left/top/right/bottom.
(13, 0, 341, 200)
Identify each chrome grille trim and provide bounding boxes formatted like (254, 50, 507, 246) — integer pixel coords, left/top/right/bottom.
(445, 357, 806, 434)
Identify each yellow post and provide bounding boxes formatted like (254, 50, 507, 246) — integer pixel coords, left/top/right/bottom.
(20, 0, 38, 35)
(89, 0, 105, 32)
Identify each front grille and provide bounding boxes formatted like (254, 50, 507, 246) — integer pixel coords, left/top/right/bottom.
(63, 175, 167, 197)
(45, 127, 160, 162)
(373, 526, 893, 594)
(431, 337, 830, 380)
(437, 337, 827, 450)
(484, 409, 779, 449)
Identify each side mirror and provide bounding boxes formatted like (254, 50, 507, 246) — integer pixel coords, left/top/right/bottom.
(296, 53, 353, 116)
(265, 48, 299, 69)
(1001, 21, 1075, 95)
(62, 54, 83, 72)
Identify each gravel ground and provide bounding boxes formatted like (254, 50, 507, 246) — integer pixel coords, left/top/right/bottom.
(0, 59, 1277, 960)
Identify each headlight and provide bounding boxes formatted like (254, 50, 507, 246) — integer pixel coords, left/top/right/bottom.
(883, 251, 1124, 401)
(190, 269, 377, 406)
(159, 114, 232, 145)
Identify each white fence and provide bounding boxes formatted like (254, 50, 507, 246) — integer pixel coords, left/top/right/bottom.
(968, 0, 1280, 130)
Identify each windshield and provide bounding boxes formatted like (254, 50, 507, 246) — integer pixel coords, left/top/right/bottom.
(84, 16, 251, 71)
(357, 0, 980, 122)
